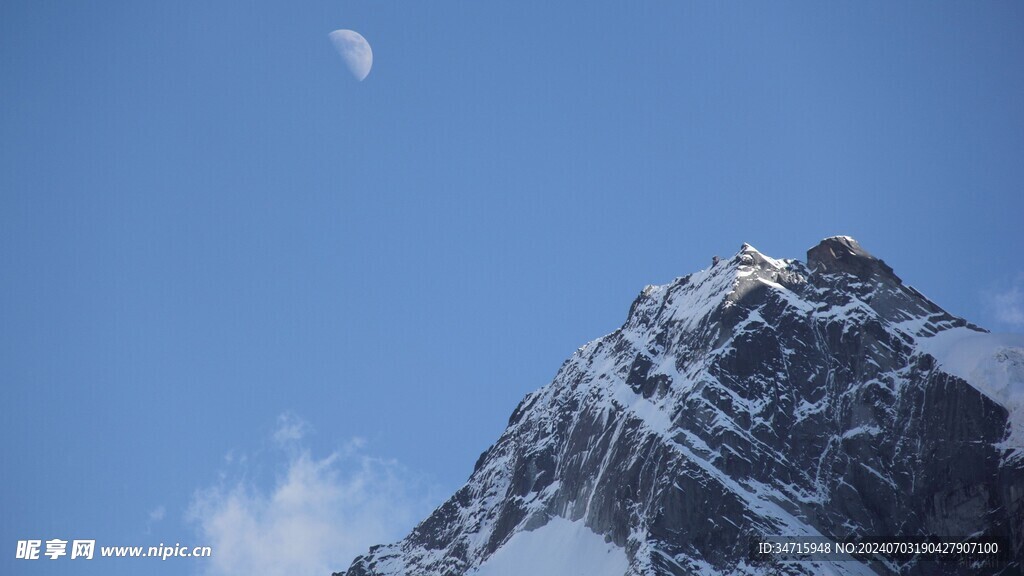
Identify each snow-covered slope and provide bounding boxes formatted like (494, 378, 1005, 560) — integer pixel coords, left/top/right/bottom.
(337, 237, 1023, 576)
(913, 328, 1024, 456)
(468, 517, 628, 576)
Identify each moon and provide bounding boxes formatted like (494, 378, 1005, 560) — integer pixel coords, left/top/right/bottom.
(329, 29, 373, 82)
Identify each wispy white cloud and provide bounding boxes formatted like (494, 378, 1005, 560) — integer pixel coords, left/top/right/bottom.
(144, 504, 166, 535)
(272, 412, 311, 446)
(188, 414, 435, 576)
(984, 273, 1024, 330)
(149, 505, 166, 523)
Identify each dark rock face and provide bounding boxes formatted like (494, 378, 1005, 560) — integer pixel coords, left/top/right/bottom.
(807, 235, 898, 281)
(336, 237, 1024, 576)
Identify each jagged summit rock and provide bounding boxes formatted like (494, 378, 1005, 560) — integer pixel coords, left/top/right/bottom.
(336, 237, 1024, 576)
(807, 236, 898, 282)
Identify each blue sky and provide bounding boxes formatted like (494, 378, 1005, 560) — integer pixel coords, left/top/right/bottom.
(2, 2, 1023, 575)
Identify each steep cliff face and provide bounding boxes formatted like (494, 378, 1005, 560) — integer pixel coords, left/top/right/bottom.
(337, 237, 1024, 576)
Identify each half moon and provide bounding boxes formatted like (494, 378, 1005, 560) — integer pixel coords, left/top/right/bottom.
(329, 29, 373, 82)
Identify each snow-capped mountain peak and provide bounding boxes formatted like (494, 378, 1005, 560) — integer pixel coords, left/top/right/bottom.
(337, 237, 1023, 576)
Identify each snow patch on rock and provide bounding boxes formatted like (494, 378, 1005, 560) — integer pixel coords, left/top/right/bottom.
(915, 327, 1024, 453)
(468, 517, 628, 576)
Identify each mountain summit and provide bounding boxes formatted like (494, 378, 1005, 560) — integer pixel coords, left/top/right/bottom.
(337, 238, 1024, 576)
